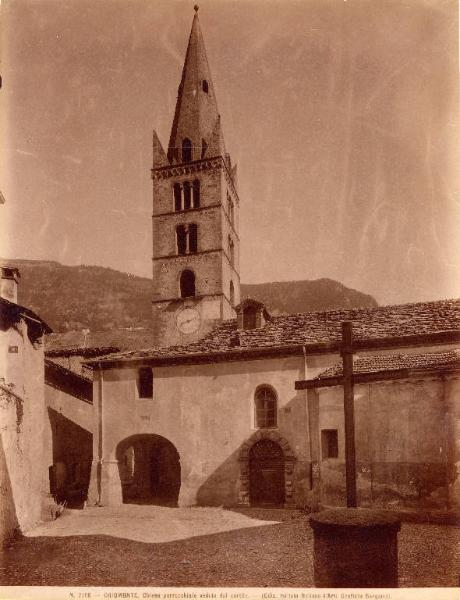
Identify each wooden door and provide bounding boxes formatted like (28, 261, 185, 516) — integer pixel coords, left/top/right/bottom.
(249, 440, 285, 506)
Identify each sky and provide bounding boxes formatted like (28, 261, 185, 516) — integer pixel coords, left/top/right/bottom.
(1, 0, 459, 305)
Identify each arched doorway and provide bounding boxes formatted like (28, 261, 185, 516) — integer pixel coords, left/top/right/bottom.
(116, 435, 180, 506)
(238, 430, 296, 507)
(249, 439, 285, 507)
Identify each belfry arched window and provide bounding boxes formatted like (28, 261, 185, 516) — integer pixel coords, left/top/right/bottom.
(180, 270, 195, 298)
(255, 386, 277, 429)
(202, 80, 209, 93)
(174, 183, 182, 212)
(228, 236, 235, 266)
(227, 192, 234, 226)
(188, 224, 198, 253)
(192, 179, 200, 208)
(182, 138, 192, 163)
(183, 181, 192, 210)
(176, 225, 187, 255)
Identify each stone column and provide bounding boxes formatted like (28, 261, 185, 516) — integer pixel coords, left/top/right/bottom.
(87, 459, 100, 506)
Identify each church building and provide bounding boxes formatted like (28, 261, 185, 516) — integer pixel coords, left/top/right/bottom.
(45, 8, 460, 516)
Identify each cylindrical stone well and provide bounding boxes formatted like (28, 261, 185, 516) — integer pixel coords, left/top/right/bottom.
(309, 508, 401, 588)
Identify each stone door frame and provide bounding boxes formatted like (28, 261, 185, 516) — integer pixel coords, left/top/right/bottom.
(238, 430, 296, 508)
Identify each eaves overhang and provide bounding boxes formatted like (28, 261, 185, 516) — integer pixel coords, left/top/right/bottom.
(83, 330, 460, 371)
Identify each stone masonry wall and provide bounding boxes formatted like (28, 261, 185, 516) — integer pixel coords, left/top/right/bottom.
(0, 321, 47, 544)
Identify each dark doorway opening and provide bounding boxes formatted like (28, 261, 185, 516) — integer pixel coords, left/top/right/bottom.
(116, 435, 180, 506)
(249, 439, 285, 507)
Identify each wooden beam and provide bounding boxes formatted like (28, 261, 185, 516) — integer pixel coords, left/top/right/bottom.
(342, 321, 357, 508)
(295, 364, 460, 390)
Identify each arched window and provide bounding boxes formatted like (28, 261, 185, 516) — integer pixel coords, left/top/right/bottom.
(176, 225, 187, 255)
(228, 236, 234, 266)
(183, 181, 191, 210)
(188, 224, 198, 253)
(201, 139, 207, 159)
(227, 192, 234, 225)
(174, 183, 182, 212)
(202, 80, 209, 93)
(230, 280, 235, 307)
(255, 386, 277, 428)
(182, 138, 192, 163)
(180, 270, 195, 298)
(192, 179, 200, 208)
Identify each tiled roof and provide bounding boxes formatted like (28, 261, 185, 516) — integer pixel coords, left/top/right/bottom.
(46, 356, 93, 380)
(317, 349, 460, 379)
(45, 328, 155, 356)
(45, 328, 157, 379)
(0, 297, 52, 334)
(83, 298, 460, 365)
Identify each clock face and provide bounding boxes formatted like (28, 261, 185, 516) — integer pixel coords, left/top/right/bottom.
(176, 307, 201, 334)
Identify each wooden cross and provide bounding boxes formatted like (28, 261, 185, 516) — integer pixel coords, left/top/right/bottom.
(295, 321, 357, 507)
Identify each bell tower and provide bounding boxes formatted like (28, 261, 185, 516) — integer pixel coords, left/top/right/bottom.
(151, 6, 240, 347)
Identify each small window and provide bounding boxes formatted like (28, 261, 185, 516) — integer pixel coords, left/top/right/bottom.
(192, 179, 200, 208)
(176, 225, 187, 255)
(230, 280, 235, 307)
(182, 138, 192, 163)
(183, 181, 192, 210)
(174, 183, 182, 211)
(138, 367, 153, 398)
(189, 224, 198, 253)
(180, 269, 195, 298)
(321, 429, 339, 459)
(202, 80, 209, 93)
(255, 386, 277, 428)
(243, 306, 257, 329)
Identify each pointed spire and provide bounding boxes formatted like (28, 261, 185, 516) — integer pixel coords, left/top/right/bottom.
(206, 115, 226, 158)
(167, 8, 225, 164)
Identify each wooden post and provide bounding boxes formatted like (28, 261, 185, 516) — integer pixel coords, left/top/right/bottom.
(341, 321, 357, 507)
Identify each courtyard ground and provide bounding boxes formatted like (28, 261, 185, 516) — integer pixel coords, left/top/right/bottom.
(0, 505, 459, 587)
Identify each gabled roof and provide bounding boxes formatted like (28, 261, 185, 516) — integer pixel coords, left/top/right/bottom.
(84, 298, 460, 368)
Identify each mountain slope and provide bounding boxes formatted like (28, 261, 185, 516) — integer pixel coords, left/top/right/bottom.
(242, 279, 377, 315)
(3, 260, 377, 332)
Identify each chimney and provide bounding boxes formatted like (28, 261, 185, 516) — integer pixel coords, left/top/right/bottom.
(0, 266, 20, 303)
